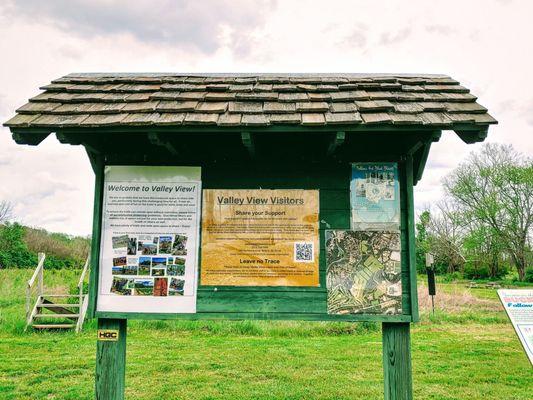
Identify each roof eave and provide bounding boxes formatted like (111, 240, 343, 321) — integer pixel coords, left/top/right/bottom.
(8, 122, 493, 146)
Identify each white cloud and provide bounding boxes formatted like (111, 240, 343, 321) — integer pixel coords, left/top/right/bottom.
(1, 0, 275, 55)
(0, 134, 93, 236)
(0, 0, 531, 235)
(379, 28, 412, 46)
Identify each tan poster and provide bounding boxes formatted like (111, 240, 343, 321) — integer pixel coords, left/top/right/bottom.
(201, 189, 319, 286)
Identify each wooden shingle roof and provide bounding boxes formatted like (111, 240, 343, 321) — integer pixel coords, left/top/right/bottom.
(3, 73, 496, 131)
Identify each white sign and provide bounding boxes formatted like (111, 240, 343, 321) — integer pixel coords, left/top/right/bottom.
(498, 289, 533, 365)
(97, 166, 201, 314)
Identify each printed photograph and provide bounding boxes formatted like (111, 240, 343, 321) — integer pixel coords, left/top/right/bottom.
(167, 263, 185, 276)
(154, 277, 168, 296)
(167, 264, 178, 276)
(172, 234, 188, 255)
(355, 179, 366, 197)
(167, 257, 174, 265)
(166, 264, 180, 276)
(158, 235, 173, 254)
(127, 237, 137, 255)
(123, 265, 138, 275)
(133, 279, 154, 296)
(138, 257, 151, 275)
(169, 278, 185, 296)
(168, 257, 186, 275)
(152, 257, 167, 268)
(138, 241, 157, 255)
(112, 266, 124, 275)
(151, 267, 166, 277)
(113, 256, 127, 267)
(111, 277, 132, 295)
(112, 234, 129, 249)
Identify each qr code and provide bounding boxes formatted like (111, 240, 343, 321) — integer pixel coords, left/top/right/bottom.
(294, 242, 314, 262)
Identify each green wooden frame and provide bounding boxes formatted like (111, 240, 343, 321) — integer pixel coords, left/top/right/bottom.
(83, 136, 425, 323)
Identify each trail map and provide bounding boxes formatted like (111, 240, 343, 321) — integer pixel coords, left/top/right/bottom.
(350, 163, 400, 230)
(326, 230, 402, 315)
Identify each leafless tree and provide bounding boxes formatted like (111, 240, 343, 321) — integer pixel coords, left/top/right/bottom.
(0, 201, 13, 224)
(444, 143, 533, 280)
(425, 200, 467, 273)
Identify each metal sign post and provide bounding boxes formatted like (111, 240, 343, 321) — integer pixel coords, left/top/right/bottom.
(425, 253, 436, 315)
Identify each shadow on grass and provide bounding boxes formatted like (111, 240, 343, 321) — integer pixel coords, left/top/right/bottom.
(131, 319, 380, 337)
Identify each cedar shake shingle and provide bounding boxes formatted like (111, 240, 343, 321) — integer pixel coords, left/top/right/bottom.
(3, 73, 496, 130)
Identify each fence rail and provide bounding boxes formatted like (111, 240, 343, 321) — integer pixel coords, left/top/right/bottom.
(26, 252, 45, 326)
(76, 256, 90, 332)
(25, 253, 90, 332)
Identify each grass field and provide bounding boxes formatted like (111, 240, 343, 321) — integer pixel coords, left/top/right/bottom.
(0, 269, 531, 399)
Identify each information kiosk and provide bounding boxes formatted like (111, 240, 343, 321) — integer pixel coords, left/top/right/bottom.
(4, 73, 497, 399)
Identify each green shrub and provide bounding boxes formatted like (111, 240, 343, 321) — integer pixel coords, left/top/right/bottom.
(0, 222, 89, 269)
(463, 262, 508, 280)
(440, 272, 463, 282)
(0, 223, 36, 268)
(525, 268, 533, 283)
(464, 263, 490, 280)
(24, 227, 89, 263)
(432, 262, 451, 275)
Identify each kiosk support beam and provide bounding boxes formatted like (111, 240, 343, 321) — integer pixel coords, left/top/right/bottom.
(382, 322, 413, 400)
(327, 131, 345, 156)
(147, 132, 179, 156)
(96, 318, 127, 400)
(241, 132, 255, 158)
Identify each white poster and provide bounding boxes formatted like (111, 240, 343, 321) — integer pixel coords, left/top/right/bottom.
(97, 166, 201, 314)
(498, 289, 533, 365)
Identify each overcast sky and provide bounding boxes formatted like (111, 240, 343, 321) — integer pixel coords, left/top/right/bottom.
(0, 0, 531, 236)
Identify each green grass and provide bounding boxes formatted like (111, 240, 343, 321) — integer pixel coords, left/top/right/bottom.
(0, 269, 531, 399)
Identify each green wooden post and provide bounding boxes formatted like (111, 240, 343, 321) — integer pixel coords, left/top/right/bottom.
(382, 322, 413, 400)
(87, 153, 104, 318)
(405, 155, 419, 322)
(96, 318, 127, 400)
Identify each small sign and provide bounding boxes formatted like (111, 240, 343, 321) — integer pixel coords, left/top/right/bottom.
(498, 289, 533, 365)
(350, 163, 400, 231)
(426, 268, 436, 296)
(98, 329, 120, 341)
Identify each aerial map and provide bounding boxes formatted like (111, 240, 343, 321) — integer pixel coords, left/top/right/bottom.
(326, 230, 402, 315)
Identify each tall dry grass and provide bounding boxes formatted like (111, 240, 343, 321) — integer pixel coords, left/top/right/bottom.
(418, 282, 502, 313)
(24, 227, 90, 262)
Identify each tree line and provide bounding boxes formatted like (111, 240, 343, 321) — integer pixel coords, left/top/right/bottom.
(0, 202, 90, 269)
(416, 143, 533, 282)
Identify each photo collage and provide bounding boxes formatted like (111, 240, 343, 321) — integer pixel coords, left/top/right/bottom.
(110, 234, 188, 297)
